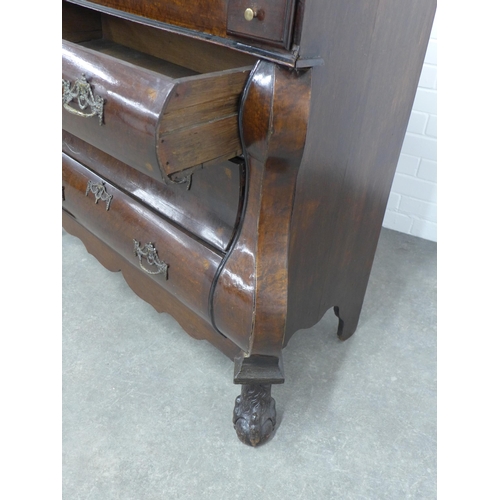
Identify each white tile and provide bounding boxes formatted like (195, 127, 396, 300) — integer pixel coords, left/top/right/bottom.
(386, 192, 401, 211)
(396, 154, 420, 176)
(418, 159, 437, 182)
(391, 173, 437, 203)
(418, 64, 437, 90)
(412, 88, 437, 115)
(401, 133, 437, 161)
(382, 211, 413, 233)
(399, 197, 437, 223)
(424, 39, 437, 65)
(426, 115, 437, 138)
(430, 17, 438, 40)
(410, 219, 437, 242)
(407, 111, 429, 134)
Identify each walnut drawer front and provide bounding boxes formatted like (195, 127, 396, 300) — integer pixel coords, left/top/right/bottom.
(226, 0, 297, 49)
(82, 0, 230, 38)
(62, 131, 242, 253)
(62, 152, 223, 322)
(62, 36, 251, 181)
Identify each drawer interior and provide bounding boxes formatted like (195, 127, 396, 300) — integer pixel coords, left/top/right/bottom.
(62, 2, 252, 252)
(63, 0, 300, 55)
(78, 39, 198, 79)
(63, 2, 257, 75)
(63, 2, 257, 177)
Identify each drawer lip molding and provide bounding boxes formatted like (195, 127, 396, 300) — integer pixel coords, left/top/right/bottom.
(64, 0, 304, 67)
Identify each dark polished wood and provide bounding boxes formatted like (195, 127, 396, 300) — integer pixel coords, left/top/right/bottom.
(212, 61, 311, 356)
(63, 39, 174, 182)
(233, 384, 276, 447)
(77, 0, 298, 50)
(63, 211, 241, 359)
(62, 27, 252, 179)
(285, 0, 437, 343)
(65, 0, 302, 66)
(62, 131, 242, 252)
(85, 0, 231, 37)
(62, 0, 436, 445)
(99, 14, 258, 72)
(62, 152, 223, 322)
(63, 1, 102, 42)
(233, 352, 284, 385)
(226, 0, 297, 49)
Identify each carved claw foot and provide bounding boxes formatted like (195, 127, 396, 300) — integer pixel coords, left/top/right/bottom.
(233, 384, 277, 446)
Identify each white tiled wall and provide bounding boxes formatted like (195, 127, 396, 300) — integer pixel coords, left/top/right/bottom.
(383, 19, 437, 242)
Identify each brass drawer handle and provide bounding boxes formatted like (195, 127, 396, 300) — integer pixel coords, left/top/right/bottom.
(244, 8, 257, 21)
(85, 180, 113, 210)
(244, 7, 264, 21)
(133, 240, 169, 279)
(62, 75, 104, 125)
(243, 7, 266, 22)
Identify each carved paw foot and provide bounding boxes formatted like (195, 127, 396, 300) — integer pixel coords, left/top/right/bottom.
(233, 384, 277, 446)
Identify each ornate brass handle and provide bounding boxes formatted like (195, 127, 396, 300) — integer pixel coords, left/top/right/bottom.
(62, 75, 104, 125)
(133, 240, 169, 279)
(85, 180, 113, 210)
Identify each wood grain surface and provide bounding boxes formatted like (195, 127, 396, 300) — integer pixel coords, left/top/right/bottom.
(63, 211, 241, 359)
(62, 152, 222, 323)
(211, 61, 311, 356)
(285, 0, 437, 342)
(62, 131, 242, 252)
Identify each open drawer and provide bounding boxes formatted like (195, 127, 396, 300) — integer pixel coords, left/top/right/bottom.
(65, 0, 298, 50)
(62, 2, 256, 181)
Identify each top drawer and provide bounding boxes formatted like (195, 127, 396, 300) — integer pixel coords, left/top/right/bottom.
(76, 0, 297, 50)
(226, 0, 297, 49)
(62, 4, 256, 181)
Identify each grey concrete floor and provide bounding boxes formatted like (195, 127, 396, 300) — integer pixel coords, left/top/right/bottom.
(62, 227, 436, 499)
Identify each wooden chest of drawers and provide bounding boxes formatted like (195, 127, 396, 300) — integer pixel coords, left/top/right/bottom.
(62, 0, 436, 446)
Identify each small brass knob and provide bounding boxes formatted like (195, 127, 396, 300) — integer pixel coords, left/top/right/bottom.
(244, 8, 256, 21)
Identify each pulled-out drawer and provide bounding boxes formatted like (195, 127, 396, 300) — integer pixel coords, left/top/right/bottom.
(62, 7, 254, 181)
(62, 151, 223, 322)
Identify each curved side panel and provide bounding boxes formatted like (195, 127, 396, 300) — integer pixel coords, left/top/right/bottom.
(211, 61, 311, 356)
